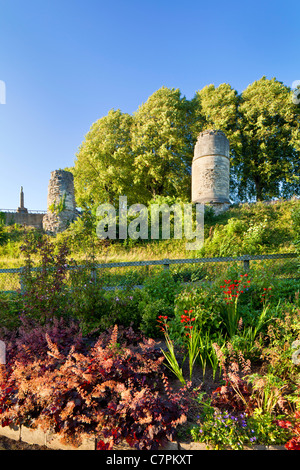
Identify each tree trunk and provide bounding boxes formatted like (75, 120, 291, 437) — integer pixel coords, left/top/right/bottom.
(254, 177, 263, 201)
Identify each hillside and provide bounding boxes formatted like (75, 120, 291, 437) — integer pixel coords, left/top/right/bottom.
(0, 198, 299, 270)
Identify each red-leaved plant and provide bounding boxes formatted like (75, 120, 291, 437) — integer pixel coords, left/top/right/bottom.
(211, 342, 253, 412)
(0, 319, 191, 450)
(276, 411, 300, 450)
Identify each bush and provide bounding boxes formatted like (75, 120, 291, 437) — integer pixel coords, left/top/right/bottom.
(173, 283, 224, 340)
(20, 234, 70, 323)
(138, 270, 181, 337)
(67, 266, 111, 334)
(191, 407, 293, 449)
(0, 322, 192, 450)
(104, 286, 142, 330)
(0, 293, 23, 330)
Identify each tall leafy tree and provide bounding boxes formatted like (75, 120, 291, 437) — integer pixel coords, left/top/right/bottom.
(131, 87, 194, 203)
(235, 77, 300, 201)
(73, 109, 134, 209)
(191, 83, 241, 199)
(191, 83, 240, 139)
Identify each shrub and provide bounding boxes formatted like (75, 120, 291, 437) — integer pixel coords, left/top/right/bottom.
(0, 293, 23, 330)
(173, 283, 223, 340)
(103, 287, 142, 330)
(67, 266, 111, 334)
(138, 270, 181, 337)
(20, 234, 70, 323)
(191, 407, 293, 449)
(0, 323, 192, 450)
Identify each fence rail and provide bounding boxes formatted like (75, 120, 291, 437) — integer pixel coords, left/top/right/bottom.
(0, 252, 298, 294)
(0, 209, 47, 214)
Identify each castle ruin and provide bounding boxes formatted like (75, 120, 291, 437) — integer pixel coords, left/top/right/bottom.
(1, 170, 78, 233)
(192, 129, 231, 214)
(0, 186, 45, 228)
(42, 170, 78, 233)
(1, 129, 232, 232)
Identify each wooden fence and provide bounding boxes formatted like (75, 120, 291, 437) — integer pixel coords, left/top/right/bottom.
(0, 252, 298, 294)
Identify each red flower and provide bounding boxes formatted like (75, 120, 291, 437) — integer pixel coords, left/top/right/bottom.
(97, 440, 114, 450)
(277, 419, 292, 429)
(285, 438, 300, 450)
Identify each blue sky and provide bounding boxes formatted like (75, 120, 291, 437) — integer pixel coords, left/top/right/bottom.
(0, 0, 299, 210)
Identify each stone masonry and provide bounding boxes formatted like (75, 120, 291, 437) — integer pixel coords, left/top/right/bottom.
(192, 129, 231, 214)
(42, 170, 77, 233)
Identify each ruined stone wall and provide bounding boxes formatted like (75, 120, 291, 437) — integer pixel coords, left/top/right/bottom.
(2, 212, 44, 229)
(42, 170, 77, 233)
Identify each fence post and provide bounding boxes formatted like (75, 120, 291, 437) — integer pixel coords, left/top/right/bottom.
(19, 267, 25, 293)
(91, 266, 97, 284)
(243, 259, 250, 272)
(163, 259, 170, 270)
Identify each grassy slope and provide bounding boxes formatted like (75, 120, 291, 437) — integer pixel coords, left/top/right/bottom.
(0, 199, 299, 269)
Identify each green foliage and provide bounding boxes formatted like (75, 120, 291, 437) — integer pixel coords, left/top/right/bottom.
(173, 283, 223, 339)
(20, 234, 71, 323)
(0, 225, 5, 246)
(138, 270, 181, 337)
(0, 293, 23, 330)
(131, 87, 193, 203)
(292, 204, 300, 267)
(105, 287, 141, 330)
(72, 78, 300, 208)
(0, 212, 5, 224)
(0, 323, 191, 450)
(48, 192, 66, 214)
(202, 199, 299, 257)
(234, 77, 300, 201)
(190, 83, 241, 203)
(190, 407, 292, 449)
(260, 307, 300, 381)
(73, 109, 134, 209)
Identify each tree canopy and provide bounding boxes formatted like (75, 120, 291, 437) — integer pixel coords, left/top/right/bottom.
(73, 109, 133, 208)
(236, 77, 300, 201)
(72, 78, 300, 209)
(131, 87, 193, 203)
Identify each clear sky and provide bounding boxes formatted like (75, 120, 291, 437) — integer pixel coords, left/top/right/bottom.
(0, 0, 299, 210)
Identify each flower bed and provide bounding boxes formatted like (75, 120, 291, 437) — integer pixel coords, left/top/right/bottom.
(0, 317, 196, 450)
(1, 243, 300, 451)
(0, 313, 299, 450)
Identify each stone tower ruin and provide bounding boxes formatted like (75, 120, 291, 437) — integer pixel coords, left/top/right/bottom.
(192, 129, 230, 214)
(42, 170, 77, 233)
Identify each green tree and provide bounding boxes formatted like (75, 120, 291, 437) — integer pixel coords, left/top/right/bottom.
(191, 83, 241, 200)
(73, 109, 134, 209)
(191, 83, 240, 140)
(131, 86, 194, 203)
(235, 77, 300, 201)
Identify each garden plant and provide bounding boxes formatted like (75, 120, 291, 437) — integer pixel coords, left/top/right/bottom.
(0, 198, 299, 450)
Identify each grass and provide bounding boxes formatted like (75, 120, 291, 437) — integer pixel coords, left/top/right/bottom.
(0, 199, 299, 287)
(0, 197, 299, 449)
